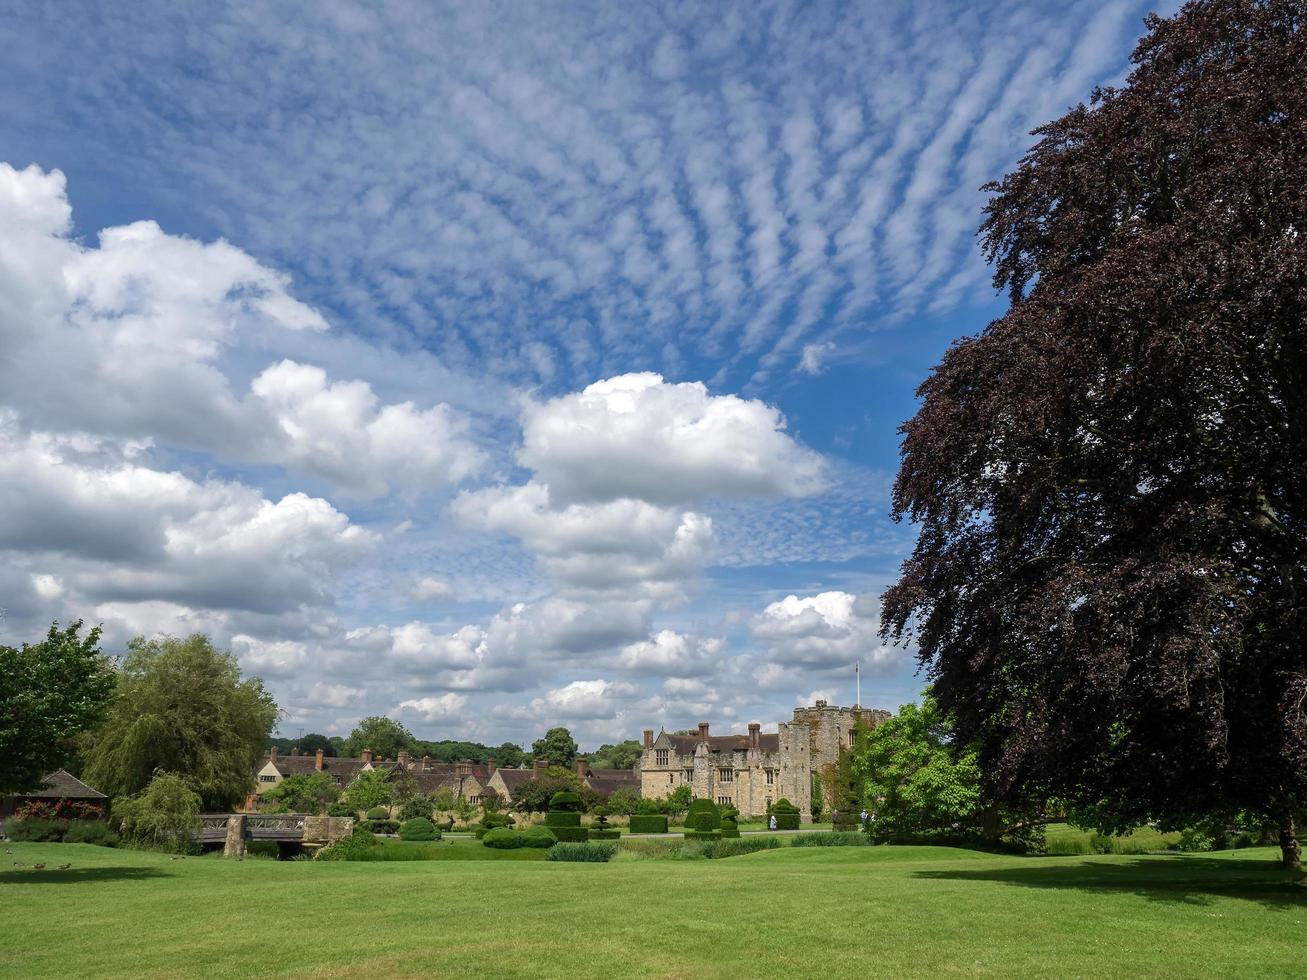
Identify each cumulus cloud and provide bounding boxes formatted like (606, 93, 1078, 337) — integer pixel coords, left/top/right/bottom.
(750, 591, 899, 673)
(618, 630, 724, 675)
(0, 163, 483, 497)
(395, 693, 469, 722)
(519, 373, 824, 506)
(408, 577, 457, 603)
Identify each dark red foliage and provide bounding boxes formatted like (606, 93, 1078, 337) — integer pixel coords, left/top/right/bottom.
(882, 0, 1306, 864)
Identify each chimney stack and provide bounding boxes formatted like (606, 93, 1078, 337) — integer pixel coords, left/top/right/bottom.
(362, 748, 373, 764)
(421, 755, 431, 771)
(533, 758, 547, 776)
(748, 722, 761, 750)
(291, 746, 299, 757)
(457, 759, 473, 777)
(315, 748, 325, 771)
(487, 760, 497, 775)
(576, 757, 589, 778)
(398, 750, 411, 768)
(698, 722, 710, 741)
(643, 729, 654, 749)
(270, 745, 278, 762)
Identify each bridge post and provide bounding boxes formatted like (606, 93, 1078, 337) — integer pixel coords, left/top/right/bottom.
(223, 814, 248, 858)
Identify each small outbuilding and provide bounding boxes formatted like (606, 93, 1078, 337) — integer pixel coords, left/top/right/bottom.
(1, 769, 108, 817)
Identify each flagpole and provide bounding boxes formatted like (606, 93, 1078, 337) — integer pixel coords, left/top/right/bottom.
(855, 661, 861, 709)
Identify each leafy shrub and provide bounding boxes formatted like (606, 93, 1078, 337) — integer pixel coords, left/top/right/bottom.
(482, 827, 526, 849)
(260, 772, 339, 814)
(327, 803, 356, 818)
(683, 830, 722, 841)
(629, 814, 668, 834)
(398, 817, 438, 841)
(365, 806, 389, 821)
(1176, 826, 1214, 852)
(114, 772, 201, 853)
(5, 818, 67, 841)
(317, 827, 380, 861)
(547, 842, 618, 862)
(769, 798, 801, 830)
(16, 800, 105, 822)
(701, 836, 781, 858)
(62, 820, 119, 846)
(358, 819, 399, 835)
(522, 826, 558, 848)
(790, 831, 867, 847)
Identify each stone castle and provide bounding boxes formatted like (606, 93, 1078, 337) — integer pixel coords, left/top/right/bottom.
(639, 700, 890, 823)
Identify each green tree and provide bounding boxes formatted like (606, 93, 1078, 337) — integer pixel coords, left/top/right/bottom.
(494, 742, 528, 769)
(83, 634, 277, 810)
(260, 772, 340, 814)
(664, 784, 691, 819)
(343, 716, 416, 760)
(589, 740, 643, 770)
(265, 732, 336, 758)
(113, 772, 202, 852)
(852, 698, 1041, 850)
(342, 768, 393, 812)
(0, 621, 115, 795)
(603, 786, 641, 815)
(880, 0, 1307, 869)
(511, 766, 582, 812)
(810, 773, 824, 820)
(530, 727, 578, 770)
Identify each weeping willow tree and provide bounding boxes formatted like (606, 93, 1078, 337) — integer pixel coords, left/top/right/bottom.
(84, 634, 278, 810)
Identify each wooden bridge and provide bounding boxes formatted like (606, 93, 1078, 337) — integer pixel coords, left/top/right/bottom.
(199, 813, 353, 857)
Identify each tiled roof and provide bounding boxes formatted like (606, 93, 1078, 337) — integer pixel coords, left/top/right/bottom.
(585, 769, 640, 797)
(664, 733, 779, 755)
(14, 770, 107, 800)
(491, 769, 536, 789)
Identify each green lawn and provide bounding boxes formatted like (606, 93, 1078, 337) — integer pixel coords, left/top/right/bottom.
(1, 841, 1302, 978)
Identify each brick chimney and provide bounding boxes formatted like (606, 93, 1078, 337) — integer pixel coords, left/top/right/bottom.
(698, 721, 710, 741)
(269, 745, 278, 762)
(643, 729, 654, 749)
(291, 746, 299, 757)
(456, 759, 473, 777)
(533, 758, 547, 776)
(315, 748, 325, 771)
(576, 757, 589, 778)
(398, 750, 411, 768)
(421, 755, 431, 771)
(362, 748, 373, 764)
(748, 722, 761, 750)
(487, 760, 497, 775)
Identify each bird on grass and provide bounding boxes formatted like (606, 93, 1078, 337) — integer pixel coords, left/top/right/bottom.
(56, 863, 71, 870)
(12, 861, 23, 867)
(32, 863, 45, 870)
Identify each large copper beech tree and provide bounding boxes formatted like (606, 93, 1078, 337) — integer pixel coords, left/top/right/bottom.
(882, 0, 1306, 869)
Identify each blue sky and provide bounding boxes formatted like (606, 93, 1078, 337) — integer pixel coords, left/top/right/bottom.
(0, 0, 1175, 748)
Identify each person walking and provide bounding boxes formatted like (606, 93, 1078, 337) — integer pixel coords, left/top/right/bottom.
(769, 814, 777, 831)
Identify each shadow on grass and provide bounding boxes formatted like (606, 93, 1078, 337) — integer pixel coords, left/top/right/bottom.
(914, 856, 1306, 909)
(0, 866, 174, 885)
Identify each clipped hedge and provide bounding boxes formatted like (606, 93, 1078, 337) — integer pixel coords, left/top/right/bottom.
(629, 814, 668, 834)
(588, 829, 621, 840)
(684, 799, 721, 834)
(547, 842, 618, 862)
(482, 827, 526, 849)
(365, 806, 389, 821)
(398, 817, 439, 841)
(770, 799, 801, 831)
(358, 819, 400, 835)
(522, 826, 558, 848)
(548, 791, 582, 811)
(545, 793, 588, 841)
(476, 813, 514, 839)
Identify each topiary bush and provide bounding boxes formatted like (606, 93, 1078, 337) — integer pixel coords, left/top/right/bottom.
(547, 841, 618, 862)
(398, 817, 439, 841)
(521, 826, 558, 848)
(358, 818, 399, 835)
(545, 791, 589, 842)
(683, 799, 722, 840)
(365, 806, 389, 821)
(769, 798, 801, 830)
(482, 827, 526, 849)
(629, 814, 668, 834)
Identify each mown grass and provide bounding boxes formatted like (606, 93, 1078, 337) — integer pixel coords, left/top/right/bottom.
(1, 840, 1302, 978)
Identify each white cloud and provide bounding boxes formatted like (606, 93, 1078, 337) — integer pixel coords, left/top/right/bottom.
(519, 373, 824, 506)
(750, 591, 899, 673)
(618, 630, 724, 675)
(0, 163, 483, 498)
(395, 693, 469, 722)
(529, 679, 640, 721)
(409, 577, 457, 603)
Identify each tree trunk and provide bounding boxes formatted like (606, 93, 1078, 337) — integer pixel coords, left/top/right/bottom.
(1279, 814, 1301, 871)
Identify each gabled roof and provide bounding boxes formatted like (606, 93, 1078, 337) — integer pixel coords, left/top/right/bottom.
(491, 768, 536, 789)
(585, 769, 639, 797)
(14, 770, 107, 800)
(663, 733, 779, 755)
(266, 755, 370, 782)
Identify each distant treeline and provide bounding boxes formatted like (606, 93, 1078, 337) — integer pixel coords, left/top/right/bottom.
(264, 734, 528, 768)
